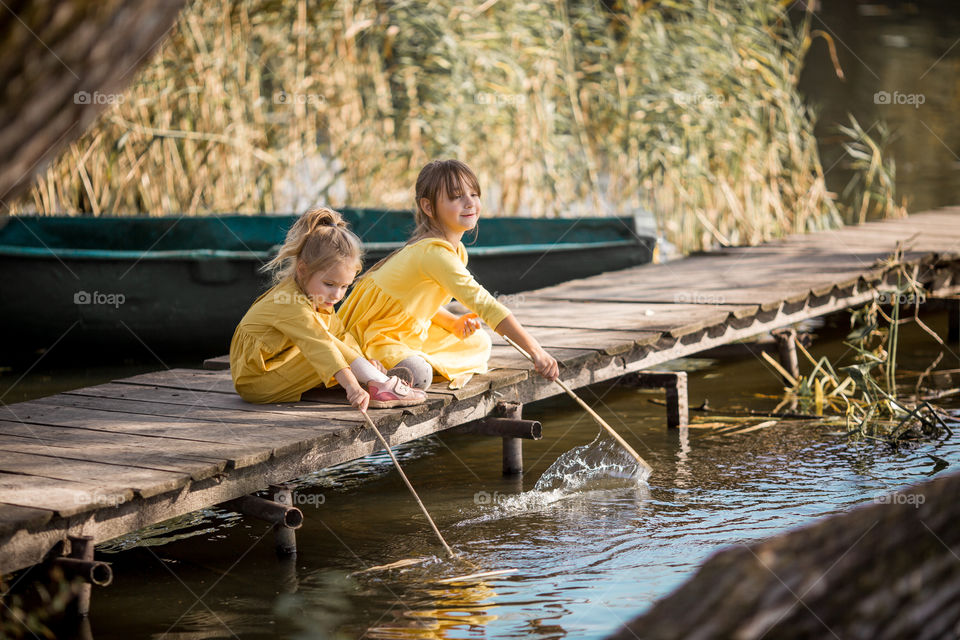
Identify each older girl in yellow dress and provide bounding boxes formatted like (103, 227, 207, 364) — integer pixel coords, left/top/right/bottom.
(338, 159, 559, 389)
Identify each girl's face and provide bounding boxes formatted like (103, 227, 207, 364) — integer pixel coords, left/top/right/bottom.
(424, 180, 481, 239)
(297, 259, 356, 310)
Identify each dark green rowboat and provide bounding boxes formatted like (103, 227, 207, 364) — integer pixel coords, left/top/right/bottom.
(0, 211, 654, 359)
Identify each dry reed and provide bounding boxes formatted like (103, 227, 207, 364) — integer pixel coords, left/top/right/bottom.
(7, 0, 903, 252)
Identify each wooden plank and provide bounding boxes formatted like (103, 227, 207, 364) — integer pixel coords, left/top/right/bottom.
(0, 402, 309, 468)
(0, 428, 226, 482)
(0, 420, 231, 467)
(510, 298, 739, 337)
(0, 450, 190, 500)
(523, 326, 661, 354)
(488, 343, 600, 370)
(116, 368, 238, 394)
(55, 384, 371, 425)
(204, 354, 231, 370)
(0, 472, 133, 518)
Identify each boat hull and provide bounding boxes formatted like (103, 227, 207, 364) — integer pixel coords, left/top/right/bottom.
(0, 212, 654, 360)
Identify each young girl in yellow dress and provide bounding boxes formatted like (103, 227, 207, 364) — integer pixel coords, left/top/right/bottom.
(338, 159, 559, 389)
(229, 207, 427, 410)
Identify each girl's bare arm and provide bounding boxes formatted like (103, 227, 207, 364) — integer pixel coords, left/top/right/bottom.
(493, 314, 559, 380)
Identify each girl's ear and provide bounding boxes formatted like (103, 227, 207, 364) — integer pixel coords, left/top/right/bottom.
(419, 197, 433, 217)
(295, 259, 306, 281)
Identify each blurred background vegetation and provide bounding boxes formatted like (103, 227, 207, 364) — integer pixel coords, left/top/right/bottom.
(8, 0, 909, 252)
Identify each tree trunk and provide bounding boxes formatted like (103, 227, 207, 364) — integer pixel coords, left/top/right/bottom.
(0, 0, 186, 208)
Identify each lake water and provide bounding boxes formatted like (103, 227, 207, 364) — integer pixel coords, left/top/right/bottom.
(59, 311, 958, 639)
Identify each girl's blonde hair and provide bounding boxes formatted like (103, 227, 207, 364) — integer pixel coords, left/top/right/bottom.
(262, 207, 363, 285)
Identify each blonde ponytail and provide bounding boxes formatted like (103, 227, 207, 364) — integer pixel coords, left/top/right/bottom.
(262, 207, 363, 284)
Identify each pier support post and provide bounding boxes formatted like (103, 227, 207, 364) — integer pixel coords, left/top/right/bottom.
(225, 490, 303, 556)
(773, 328, 800, 380)
(270, 484, 298, 556)
(54, 535, 112, 617)
(500, 403, 525, 476)
(630, 372, 689, 428)
(949, 299, 960, 346)
(455, 401, 541, 475)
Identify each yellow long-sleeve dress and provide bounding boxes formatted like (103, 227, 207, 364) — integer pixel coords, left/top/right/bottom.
(338, 238, 512, 380)
(230, 277, 363, 403)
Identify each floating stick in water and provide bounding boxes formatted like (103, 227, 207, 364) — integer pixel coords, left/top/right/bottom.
(359, 410, 455, 558)
(501, 335, 653, 477)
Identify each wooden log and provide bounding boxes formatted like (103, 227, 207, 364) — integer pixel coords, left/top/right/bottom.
(606, 470, 960, 640)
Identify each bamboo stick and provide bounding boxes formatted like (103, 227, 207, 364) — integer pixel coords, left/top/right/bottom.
(501, 335, 653, 476)
(359, 410, 455, 558)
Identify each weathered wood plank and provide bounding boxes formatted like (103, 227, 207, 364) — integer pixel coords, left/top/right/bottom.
(116, 368, 238, 394)
(0, 451, 189, 500)
(52, 386, 371, 425)
(0, 403, 308, 468)
(0, 472, 132, 518)
(0, 428, 227, 482)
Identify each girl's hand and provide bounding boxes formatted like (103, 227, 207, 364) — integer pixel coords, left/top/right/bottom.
(453, 313, 482, 339)
(345, 383, 371, 412)
(370, 360, 387, 374)
(533, 348, 559, 381)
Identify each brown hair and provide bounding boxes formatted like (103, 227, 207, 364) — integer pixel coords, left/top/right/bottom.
(261, 207, 363, 285)
(411, 159, 482, 243)
(365, 159, 481, 274)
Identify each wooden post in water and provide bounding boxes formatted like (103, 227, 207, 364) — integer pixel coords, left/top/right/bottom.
(773, 328, 800, 381)
(270, 484, 298, 556)
(632, 372, 689, 428)
(500, 402, 525, 475)
(55, 535, 112, 617)
(949, 298, 960, 346)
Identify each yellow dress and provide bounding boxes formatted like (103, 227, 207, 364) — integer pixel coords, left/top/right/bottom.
(338, 238, 512, 380)
(230, 277, 363, 403)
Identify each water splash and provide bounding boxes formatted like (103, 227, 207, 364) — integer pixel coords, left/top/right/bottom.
(458, 434, 650, 524)
(533, 433, 651, 493)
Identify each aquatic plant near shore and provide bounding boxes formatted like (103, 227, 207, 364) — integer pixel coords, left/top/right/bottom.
(765, 246, 952, 444)
(6, 0, 901, 253)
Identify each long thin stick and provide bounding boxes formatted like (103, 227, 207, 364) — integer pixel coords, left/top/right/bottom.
(501, 335, 653, 476)
(360, 411, 455, 558)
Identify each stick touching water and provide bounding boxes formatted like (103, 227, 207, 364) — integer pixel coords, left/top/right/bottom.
(501, 334, 653, 477)
(359, 410, 456, 558)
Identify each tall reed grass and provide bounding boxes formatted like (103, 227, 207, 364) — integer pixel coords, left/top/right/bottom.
(7, 0, 903, 252)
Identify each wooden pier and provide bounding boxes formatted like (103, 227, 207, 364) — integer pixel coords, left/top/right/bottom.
(2, 207, 960, 578)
